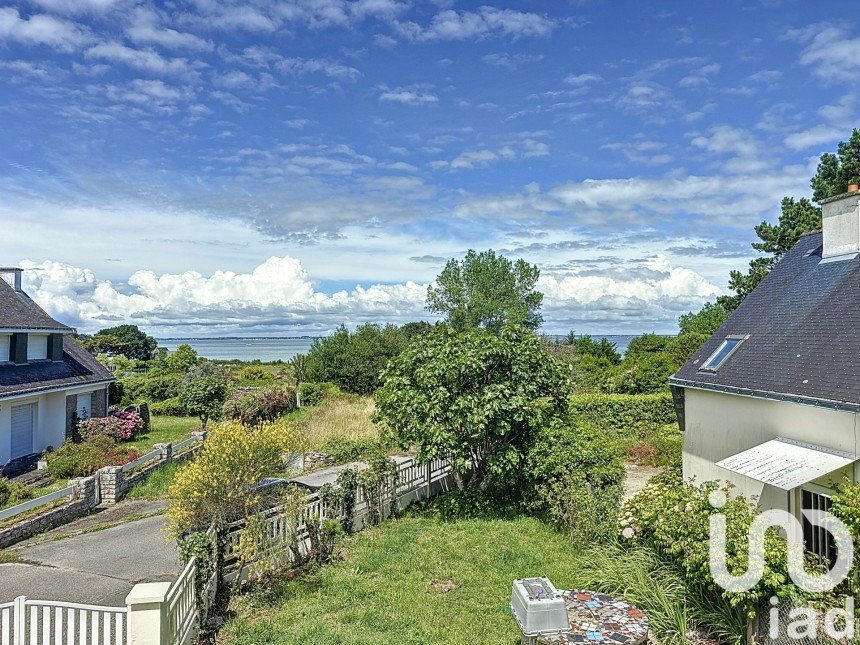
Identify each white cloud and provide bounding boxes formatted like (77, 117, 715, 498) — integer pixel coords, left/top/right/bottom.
(437, 138, 550, 170)
(0, 7, 89, 51)
(127, 9, 213, 51)
(378, 85, 438, 105)
(395, 7, 556, 42)
(784, 95, 857, 150)
(85, 41, 200, 78)
(564, 72, 601, 86)
(28, 0, 119, 14)
(787, 23, 860, 81)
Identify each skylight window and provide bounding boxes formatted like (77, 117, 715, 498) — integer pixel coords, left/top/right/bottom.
(700, 336, 746, 372)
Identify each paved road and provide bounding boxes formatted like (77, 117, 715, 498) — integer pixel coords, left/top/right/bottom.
(0, 504, 181, 606)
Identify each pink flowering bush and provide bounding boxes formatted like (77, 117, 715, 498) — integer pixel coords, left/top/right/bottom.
(79, 411, 145, 442)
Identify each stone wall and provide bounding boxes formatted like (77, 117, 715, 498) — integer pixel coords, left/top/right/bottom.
(99, 432, 205, 504)
(0, 476, 98, 549)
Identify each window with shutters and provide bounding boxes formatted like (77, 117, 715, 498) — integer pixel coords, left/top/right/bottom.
(0, 335, 8, 362)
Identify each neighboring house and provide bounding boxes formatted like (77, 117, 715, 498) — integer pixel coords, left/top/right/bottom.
(0, 267, 114, 476)
(670, 187, 860, 562)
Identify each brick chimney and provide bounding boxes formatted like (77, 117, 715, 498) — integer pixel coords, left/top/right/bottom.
(819, 188, 860, 259)
(0, 267, 23, 291)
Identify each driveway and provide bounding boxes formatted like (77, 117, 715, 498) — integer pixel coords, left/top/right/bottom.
(0, 502, 181, 606)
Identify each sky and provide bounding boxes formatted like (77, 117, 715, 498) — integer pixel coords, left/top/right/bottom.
(1, 0, 857, 337)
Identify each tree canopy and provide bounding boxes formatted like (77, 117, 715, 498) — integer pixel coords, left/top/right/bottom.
(80, 325, 158, 361)
(426, 249, 543, 333)
(811, 128, 860, 201)
(373, 325, 570, 492)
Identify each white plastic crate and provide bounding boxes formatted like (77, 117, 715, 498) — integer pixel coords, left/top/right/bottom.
(510, 577, 569, 636)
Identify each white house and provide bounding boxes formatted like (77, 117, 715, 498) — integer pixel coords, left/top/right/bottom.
(670, 187, 860, 563)
(0, 267, 113, 476)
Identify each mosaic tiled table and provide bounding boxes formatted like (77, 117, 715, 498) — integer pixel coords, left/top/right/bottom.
(521, 590, 649, 645)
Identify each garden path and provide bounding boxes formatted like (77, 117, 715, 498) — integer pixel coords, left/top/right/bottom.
(622, 463, 661, 502)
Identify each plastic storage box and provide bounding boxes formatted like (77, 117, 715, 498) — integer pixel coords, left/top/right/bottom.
(510, 577, 570, 637)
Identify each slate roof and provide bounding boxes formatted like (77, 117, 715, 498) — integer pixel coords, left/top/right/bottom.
(0, 336, 114, 399)
(670, 231, 860, 412)
(0, 279, 73, 331)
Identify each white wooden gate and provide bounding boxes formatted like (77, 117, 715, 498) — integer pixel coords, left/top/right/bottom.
(0, 597, 127, 645)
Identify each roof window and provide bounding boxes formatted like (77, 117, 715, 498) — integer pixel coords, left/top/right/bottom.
(700, 335, 746, 372)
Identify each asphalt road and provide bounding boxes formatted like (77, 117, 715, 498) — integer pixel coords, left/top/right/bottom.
(0, 512, 181, 606)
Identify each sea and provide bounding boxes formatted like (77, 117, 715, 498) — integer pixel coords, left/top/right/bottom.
(157, 334, 639, 362)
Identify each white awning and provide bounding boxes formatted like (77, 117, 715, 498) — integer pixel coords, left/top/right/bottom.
(715, 438, 858, 490)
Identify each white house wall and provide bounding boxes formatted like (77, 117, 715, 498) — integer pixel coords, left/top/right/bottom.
(0, 387, 105, 464)
(683, 388, 860, 512)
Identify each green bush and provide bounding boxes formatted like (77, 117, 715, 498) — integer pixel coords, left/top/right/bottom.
(239, 365, 275, 383)
(149, 397, 187, 416)
(622, 475, 803, 615)
(602, 352, 676, 394)
(298, 381, 343, 407)
(0, 478, 33, 508)
(319, 435, 381, 463)
(222, 387, 296, 429)
(45, 436, 139, 478)
(568, 393, 676, 436)
(543, 475, 621, 548)
(121, 373, 183, 404)
(666, 333, 709, 365)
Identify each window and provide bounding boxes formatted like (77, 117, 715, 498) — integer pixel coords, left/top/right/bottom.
(700, 336, 746, 371)
(802, 488, 837, 566)
(28, 334, 47, 360)
(0, 335, 8, 362)
(76, 393, 92, 420)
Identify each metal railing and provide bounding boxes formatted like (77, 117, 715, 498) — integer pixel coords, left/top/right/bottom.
(0, 484, 77, 523)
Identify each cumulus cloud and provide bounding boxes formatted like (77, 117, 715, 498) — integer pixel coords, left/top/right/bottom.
(127, 8, 214, 51)
(0, 7, 90, 51)
(18, 253, 720, 335)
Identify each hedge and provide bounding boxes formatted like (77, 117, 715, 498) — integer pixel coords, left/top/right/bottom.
(568, 393, 676, 436)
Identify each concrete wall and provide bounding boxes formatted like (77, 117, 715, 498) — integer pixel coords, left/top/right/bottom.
(683, 388, 860, 513)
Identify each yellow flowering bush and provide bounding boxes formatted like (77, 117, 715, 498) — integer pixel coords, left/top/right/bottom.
(165, 418, 304, 537)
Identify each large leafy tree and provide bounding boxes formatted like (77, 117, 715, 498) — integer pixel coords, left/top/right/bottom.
(678, 302, 730, 336)
(426, 249, 543, 333)
(79, 324, 158, 361)
(373, 325, 570, 492)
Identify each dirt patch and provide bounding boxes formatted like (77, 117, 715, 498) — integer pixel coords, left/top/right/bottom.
(428, 579, 458, 594)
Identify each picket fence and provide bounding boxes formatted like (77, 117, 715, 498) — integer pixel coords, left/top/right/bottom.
(0, 456, 451, 644)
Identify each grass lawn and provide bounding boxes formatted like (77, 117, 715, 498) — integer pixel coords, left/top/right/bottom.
(221, 513, 583, 645)
(125, 462, 181, 500)
(127, 415, 200, 452)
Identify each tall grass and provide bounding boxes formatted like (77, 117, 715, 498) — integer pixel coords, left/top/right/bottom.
(298, 397, 378, 450)
(572, 544, 746, 644)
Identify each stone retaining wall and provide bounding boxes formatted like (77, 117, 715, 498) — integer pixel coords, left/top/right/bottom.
(0, 476, 98, 549)
(98, 432, 205, 504)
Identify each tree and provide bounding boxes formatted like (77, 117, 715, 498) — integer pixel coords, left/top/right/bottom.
(306, 324, 407, 394)
(426, 249, 543, 333)
(811, 129, 860, 201)
(289, 354, 308, 407)
(79, 325, 157, 361)
(179, 364, 228, 429)
(163, 343, 199, 374)
(373, 325, 570, 492)
(567, 334, 622, 365)
(678, 302, 730, 336)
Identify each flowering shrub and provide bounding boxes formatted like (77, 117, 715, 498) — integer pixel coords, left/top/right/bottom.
(165, 419, 305, 536)
(620, 470, 801, 615)
(222, 387, 296, 430)
(79, 411, 145, 442)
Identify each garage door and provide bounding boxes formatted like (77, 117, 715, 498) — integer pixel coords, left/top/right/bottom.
(10, 403, 35, 459)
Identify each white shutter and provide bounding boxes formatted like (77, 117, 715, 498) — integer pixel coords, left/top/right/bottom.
(28, 334, 48, 360)
(0, 335, 8, 362)
(76, 393, 92, 419)
(10, 404, 35, 459)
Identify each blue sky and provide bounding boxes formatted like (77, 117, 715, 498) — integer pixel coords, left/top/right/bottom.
(1, 0, 857, 336)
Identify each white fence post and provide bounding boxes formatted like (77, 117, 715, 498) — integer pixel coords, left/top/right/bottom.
(13, 596, 25, 645)
(126, 583, 171, 645)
